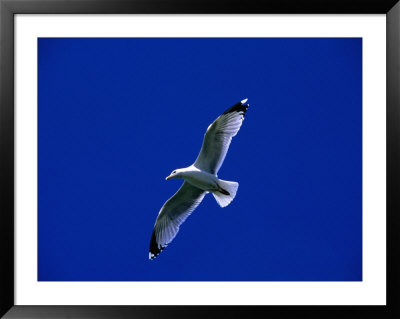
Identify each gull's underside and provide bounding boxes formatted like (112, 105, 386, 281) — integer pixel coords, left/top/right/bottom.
(149, 99, 249, 260)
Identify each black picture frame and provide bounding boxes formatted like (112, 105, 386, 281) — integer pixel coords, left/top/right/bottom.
(1, 0, 399, 318)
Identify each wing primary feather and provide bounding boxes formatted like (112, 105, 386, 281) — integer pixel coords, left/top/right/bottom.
(222, 99, 249, 116)
(149, 230, 163, 260)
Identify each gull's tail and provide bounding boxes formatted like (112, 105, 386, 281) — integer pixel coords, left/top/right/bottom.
(212, 180, 239, 208)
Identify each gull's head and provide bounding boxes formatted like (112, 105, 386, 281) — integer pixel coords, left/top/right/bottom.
(166, 169, 181, 181)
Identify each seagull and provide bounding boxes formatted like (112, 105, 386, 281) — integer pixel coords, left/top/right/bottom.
(149, 98, 250, 260)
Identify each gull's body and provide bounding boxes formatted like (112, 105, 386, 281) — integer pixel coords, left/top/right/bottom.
(171, 166, 219, 192)
(149, 98, 250, 259)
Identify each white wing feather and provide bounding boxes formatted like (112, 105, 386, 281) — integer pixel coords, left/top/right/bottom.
(193, 99, 249, 174)
(149, 182, 206, 259)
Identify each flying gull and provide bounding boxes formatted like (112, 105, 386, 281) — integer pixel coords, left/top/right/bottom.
(149, 98, 250, 259)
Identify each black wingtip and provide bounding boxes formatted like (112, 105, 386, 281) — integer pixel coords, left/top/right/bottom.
(149, 230, 165, 260)
(222, 98, 249, 116)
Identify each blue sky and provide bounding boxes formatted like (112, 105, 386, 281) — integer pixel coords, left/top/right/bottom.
(38, 38, 362, 281)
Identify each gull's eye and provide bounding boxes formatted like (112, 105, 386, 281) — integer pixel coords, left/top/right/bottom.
(172, 171, 176, 174)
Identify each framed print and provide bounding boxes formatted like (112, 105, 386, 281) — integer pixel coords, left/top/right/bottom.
(1, 0, 399, 318)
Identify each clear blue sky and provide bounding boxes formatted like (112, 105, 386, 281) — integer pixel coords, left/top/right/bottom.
(38, 38, 362, 281)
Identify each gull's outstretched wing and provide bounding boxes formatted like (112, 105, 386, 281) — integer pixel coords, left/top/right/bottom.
(193, 99, 249, 175)
(149, 182, 206, 260)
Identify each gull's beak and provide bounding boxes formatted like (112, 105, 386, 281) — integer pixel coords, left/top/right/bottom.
(166, 175, 173, 181)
